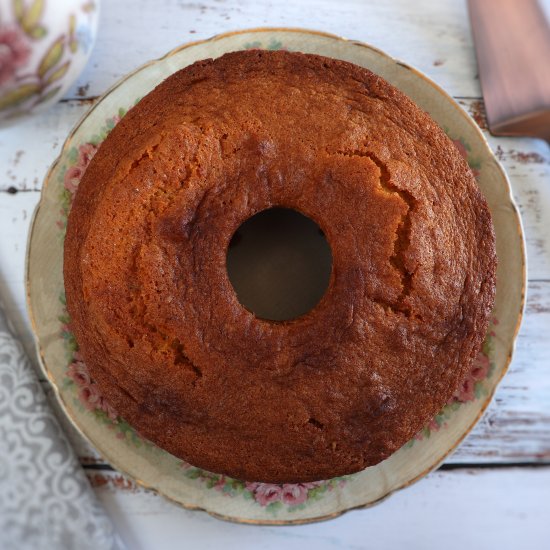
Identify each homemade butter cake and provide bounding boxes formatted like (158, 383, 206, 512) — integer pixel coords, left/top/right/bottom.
(64, 50, 496, 482)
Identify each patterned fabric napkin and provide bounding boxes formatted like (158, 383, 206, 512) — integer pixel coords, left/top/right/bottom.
(0, 299, 124, 550)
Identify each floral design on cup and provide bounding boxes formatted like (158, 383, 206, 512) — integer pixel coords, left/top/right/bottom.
(0, 0, 98, 119)
(0, 24, 31, 85)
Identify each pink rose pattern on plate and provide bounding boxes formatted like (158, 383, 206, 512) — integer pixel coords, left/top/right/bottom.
(55, 57, 495, 512)
(180, 464, 345, 513)
(66, 353, 117, 420)
(63, 143, 97, 194)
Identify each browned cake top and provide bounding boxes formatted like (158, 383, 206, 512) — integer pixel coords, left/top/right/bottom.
(64, 50, 496, 483)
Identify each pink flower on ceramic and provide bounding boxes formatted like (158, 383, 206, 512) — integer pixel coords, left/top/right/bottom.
(79, 383, 103, 411)
(67, 355, 119, 420)
(454, 376, 476, 402)
(246, 483, 283, 506)
(454, 351, 490, 403)
(78, 143, 98, 166)
(301, 481, 324, 489)
(281, 484, 309, 506)
(67, 359, 91, 387)
(470, 352, 490, 381)
(0, 25, 31, 86)
(64, 143, 98, 195)
(64, 165, 85, 194)
(415, 417, 441, 440)
(427, 418, 440, 431)
(245, 481, 321, 507)
(101, 399, 118, 421)
(214, 476, 226, 491)
(244, 481, 259, 491)
(452, 138, 480, 177)
(452, 138, 468, 160)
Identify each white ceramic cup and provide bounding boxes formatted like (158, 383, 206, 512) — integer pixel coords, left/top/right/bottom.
(0, 0, 99, 124)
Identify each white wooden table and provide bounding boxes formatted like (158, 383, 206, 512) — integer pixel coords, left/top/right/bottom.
(1, 1, 549, 548)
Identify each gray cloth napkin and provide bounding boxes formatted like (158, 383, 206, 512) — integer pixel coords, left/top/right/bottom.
(0, 299, 124, 550)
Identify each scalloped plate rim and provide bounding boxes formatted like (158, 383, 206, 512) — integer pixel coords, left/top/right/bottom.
(25, 27, 527, 525)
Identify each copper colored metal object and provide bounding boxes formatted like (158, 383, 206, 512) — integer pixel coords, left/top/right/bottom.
(468, 0, 550, 141)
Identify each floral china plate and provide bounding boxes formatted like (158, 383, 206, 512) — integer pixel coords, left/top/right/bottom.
(26, 28, 526, 524)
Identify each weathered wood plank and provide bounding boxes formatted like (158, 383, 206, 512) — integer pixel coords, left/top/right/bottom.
(67, 0, 481, 100)
(0, 191, 41, 360)
(89, 467, 549, 549)
(456, 100, 550, 283)
(0, 100, 89, 193)
(452, 284, 550, 463)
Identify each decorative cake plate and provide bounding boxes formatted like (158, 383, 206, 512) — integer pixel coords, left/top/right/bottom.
(26, 28, 526, 524)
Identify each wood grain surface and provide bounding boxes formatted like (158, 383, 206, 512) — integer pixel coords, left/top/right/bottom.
(0, 0, 548, 547)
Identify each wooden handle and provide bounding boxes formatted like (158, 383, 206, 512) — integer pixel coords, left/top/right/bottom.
(468, 0, 550, 141)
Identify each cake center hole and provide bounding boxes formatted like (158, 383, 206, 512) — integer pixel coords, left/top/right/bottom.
(226, 207, 333, 321)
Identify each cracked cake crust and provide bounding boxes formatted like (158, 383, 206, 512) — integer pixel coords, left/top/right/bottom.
(64, 50, 497, 482)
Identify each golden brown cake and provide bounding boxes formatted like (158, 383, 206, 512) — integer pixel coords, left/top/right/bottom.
(64, 50, 496, 483)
